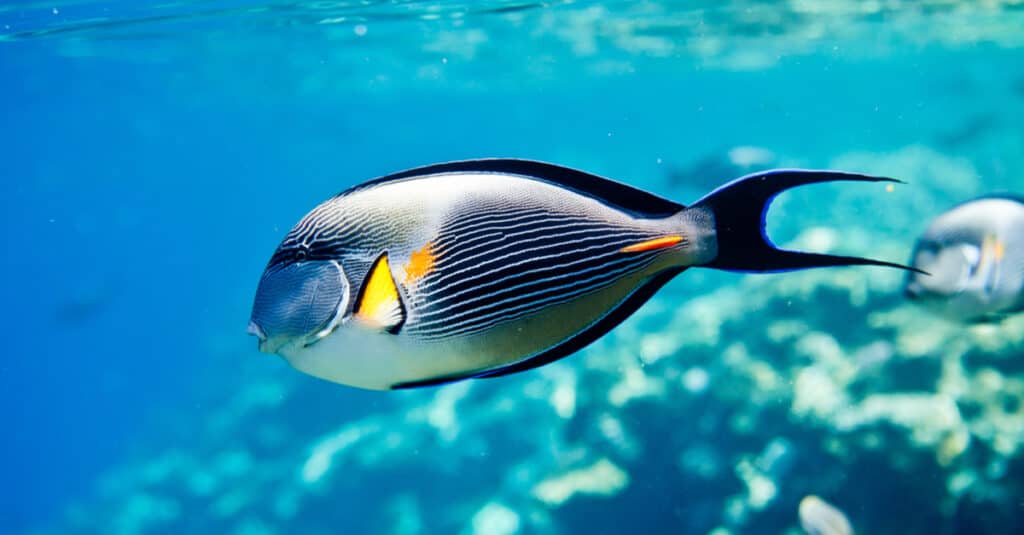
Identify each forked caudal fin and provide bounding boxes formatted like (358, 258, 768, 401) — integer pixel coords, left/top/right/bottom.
(692, 169, 925, 274)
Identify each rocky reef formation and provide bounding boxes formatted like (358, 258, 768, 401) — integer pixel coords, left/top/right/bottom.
(35, 144, 1024, 535)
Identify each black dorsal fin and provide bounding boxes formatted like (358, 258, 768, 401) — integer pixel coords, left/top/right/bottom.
(339, 158, 684, 218)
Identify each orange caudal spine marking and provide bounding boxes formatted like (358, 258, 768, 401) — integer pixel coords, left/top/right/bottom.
(620, 235, 685, 253)
(403, 241, 436, 285)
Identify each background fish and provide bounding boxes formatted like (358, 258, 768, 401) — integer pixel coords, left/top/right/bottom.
(249, 158, 912, 390)
(905, 196, 1024, 322)
(799, 495, 854, 535)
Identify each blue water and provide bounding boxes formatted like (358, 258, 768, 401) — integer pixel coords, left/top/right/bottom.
(3, 1, 1024, 533)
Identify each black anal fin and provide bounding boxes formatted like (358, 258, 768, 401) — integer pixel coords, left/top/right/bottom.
(391, 369, 493, 390)
(392, 269, 686, 388)
(477, 268, 684, 379)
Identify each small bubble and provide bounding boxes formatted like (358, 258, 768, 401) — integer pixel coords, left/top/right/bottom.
(353, 24, 367, 37)
(53, 8, 59, 15)
(656, 157, 663, 164)
(48, 218, 56, 223)
(885, 184, 895, 193)
(441, 57, 448, 64)
(607, 132, 613, 137)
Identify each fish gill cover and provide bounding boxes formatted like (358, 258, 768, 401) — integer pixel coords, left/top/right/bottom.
(2, 1, 1024, 534)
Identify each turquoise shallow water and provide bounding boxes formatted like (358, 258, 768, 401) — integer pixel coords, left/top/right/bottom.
(3, 1, 1024, 533)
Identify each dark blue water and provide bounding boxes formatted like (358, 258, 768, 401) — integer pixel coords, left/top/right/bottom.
(4, 2, 1024, 533)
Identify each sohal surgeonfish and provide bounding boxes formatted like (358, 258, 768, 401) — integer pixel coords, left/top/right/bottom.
(905, 196, 1024, 322)
(249, 159, 914, 390)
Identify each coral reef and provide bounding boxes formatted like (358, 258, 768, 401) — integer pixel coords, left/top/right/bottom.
(35, 144, 1024, 534)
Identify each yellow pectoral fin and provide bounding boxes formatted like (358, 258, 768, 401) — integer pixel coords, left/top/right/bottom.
(355, 253, 406, 333)
(979, 234, 1006, 270)
(620, 235, 686, 253)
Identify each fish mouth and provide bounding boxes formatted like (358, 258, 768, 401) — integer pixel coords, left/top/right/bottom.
(247, 321, 268, 341)
(249, 259, 350, 354)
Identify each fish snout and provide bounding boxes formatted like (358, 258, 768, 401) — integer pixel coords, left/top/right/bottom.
(249, 260, 350, 353)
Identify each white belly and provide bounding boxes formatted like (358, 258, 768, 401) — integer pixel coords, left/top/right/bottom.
(279, 326, 447, 390)
(278, 263, 668, 390)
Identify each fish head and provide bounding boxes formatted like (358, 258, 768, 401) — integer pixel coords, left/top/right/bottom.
(249, 244, 352, 355)
(905, 197, 1024, 322)
(904, 234, 999, 319)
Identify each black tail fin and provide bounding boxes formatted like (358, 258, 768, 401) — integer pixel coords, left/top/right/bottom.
(693, 169, 923, 274)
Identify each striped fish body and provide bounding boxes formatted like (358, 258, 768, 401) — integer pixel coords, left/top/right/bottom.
(261, 165, 714, 390)
(250, 159, 912, 390)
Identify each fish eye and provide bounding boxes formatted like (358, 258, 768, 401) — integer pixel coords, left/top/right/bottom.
(295, 248, 309, 262)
